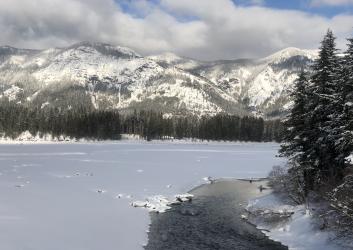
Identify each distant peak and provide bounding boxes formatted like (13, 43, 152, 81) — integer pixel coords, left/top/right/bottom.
(276, 47, 316, 55)
(68, 41, 141, 58)
(263, 47, 318, 63)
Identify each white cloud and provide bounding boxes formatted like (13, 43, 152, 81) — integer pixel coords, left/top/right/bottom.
(0, 0, 352, 60)
(310, 0, 353, 6)
(160, 0, 353, 59)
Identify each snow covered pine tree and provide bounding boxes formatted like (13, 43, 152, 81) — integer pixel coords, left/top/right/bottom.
(306, 30, 343, 187)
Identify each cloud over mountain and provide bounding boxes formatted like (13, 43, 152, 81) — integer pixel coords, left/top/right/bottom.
(0, 0, 352, 60)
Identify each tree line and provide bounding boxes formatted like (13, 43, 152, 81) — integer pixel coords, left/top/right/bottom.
(0, 101, 282, 142)
(280, 30, 353, 194)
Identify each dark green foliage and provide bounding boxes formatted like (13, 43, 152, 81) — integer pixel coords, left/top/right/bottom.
(0, 99, 281, 142)
(121, 111, 278, 142)
(197, 114, 269, 141)
(263, 119, 283, 142)
(0, 101, 121, 140)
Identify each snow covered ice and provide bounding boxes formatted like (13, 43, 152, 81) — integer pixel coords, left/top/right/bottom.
(0, 141, 282, 250)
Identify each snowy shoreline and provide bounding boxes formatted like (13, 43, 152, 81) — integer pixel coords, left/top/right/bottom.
(0, 132, 276, 145)
(246, 189, 352, 249)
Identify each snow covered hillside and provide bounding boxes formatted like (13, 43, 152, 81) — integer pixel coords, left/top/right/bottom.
(0, 42, 317, 117)
(152, 47, 318, 117)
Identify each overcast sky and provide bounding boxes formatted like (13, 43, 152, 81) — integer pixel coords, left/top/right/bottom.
(0, 0, 353, 60)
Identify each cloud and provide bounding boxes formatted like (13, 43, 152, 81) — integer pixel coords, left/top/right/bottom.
(310, 0, 353, 6)
(159, 0, 353, 58)
(0, 0, 352, 60)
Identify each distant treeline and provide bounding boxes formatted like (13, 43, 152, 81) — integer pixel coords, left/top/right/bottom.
(0, 101, 283, 142)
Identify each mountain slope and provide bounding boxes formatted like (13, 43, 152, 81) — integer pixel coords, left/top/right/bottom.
(152, 47, 318, 117)
(0, 43, 317, 117)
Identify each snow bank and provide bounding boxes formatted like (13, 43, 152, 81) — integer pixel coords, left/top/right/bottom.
(131, 193, 193, 213)
(247, 193, 347, 250)
(0, 131, 77, 144)
(0, 131, 278, 145)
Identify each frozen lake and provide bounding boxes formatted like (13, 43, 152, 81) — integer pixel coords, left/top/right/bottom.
(0, 141, 283, 250)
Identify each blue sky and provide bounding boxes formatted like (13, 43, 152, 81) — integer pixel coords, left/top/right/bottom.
(118, 0, 353, 18)
(248, 0, 353, 17)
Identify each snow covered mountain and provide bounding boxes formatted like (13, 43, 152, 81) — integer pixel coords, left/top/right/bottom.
(151, 47, 318, 117)
(0, 42, 317, 117)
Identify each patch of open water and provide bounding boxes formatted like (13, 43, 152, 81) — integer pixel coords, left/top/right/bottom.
(146, 180, 288, 250)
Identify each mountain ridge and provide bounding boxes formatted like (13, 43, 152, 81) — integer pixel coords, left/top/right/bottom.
(0, 42, 318, 118)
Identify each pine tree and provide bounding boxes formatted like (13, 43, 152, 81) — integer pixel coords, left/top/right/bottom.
(333, 36, 353, 169)
(280, 70, 314, 193)
(306, 30, 341, 184)
(280, 70, 310, 162)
